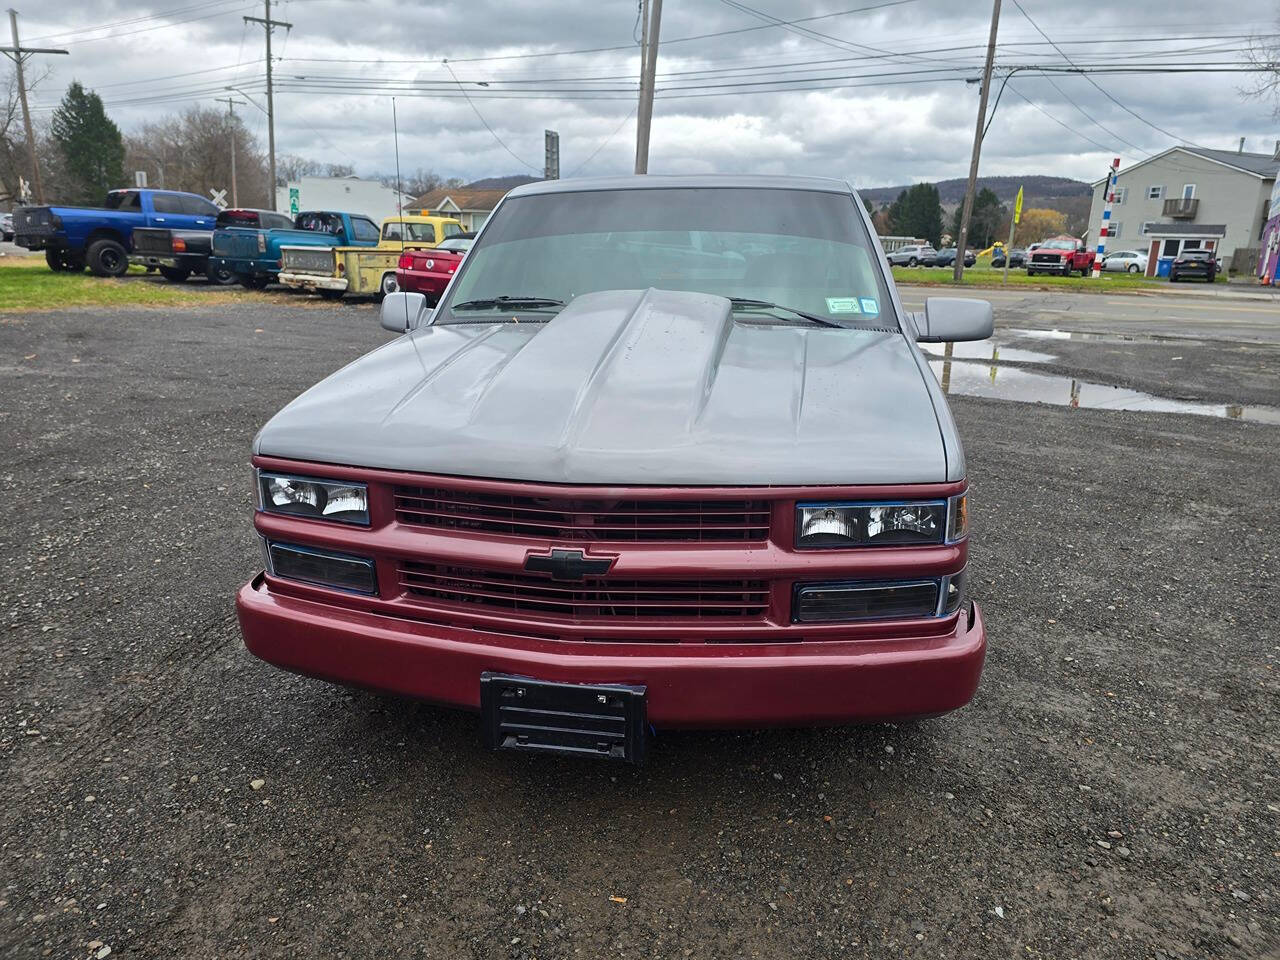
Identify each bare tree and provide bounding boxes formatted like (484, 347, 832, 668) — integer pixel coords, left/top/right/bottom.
(275, 154, 354, 182)
(124, 106, 271, 207)
(1, 63, 56, 205)
(1245, 27, 1280, 118)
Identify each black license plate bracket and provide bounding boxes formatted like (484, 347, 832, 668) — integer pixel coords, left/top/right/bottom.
(480, 673, 647, 764)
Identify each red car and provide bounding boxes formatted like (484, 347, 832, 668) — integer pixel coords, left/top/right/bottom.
(394, 235, 472, 302)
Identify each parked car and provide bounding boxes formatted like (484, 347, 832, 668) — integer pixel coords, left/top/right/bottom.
(991, 247, 1026, 268)
(1169, 249, 1218, 283)
(209, 209, 382, 289)
(394, 235, 475, 302)
(130, 208, 294, 284)
(1, 211, 13, 242)
(277, 215, 464, 299)
(236, 175, 992, 762)
(932, 247, 976, 268)
(1100, 249, 1148, 274)
(886, 244, 937, 267)
(13, 188, 220, 276)
(1026, 237, 1094, 276)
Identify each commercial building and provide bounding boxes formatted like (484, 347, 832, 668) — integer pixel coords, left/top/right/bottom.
(275, 176, 413, 223)
(1087, 144, 1280, 274)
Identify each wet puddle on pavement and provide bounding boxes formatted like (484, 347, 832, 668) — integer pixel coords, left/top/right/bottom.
(920, 341, 1057, 363)
(1007, 328, 1206, 346)
(929, 357, 1280, 425)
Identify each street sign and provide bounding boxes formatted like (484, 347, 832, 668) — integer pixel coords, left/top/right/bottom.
(210, 188, 228, 209)
(134, 170, 148, 188)
(1014, 185, 1024, 225)
(289, 187, 299, 215)
(544, 130, 560, 180)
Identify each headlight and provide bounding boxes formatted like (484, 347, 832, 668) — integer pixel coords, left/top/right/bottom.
(257, 471, 369, 525)
(796, 501, 946, 548)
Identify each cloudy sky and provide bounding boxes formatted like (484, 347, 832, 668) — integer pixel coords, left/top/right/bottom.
(16, 0, 1280, 187)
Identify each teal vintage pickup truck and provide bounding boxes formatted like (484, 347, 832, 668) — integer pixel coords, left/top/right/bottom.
(209, 209, 381, 289)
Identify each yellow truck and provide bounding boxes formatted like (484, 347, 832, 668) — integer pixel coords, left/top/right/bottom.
(278, 215, 464, 299)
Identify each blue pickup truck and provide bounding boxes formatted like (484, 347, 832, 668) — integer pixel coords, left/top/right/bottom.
(209, 210, 381, 289)
(13, 188, 221, 276)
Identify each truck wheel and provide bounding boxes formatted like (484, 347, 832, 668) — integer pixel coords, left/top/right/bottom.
(379, 272, 398, 297)
(45, 249, 67, 272)
(87, 238, 129, 277)
(158, 266, 191, 283)
(205, 263, 238, 285)
(240, 275, 270, 290)
(318, 288, 345, 301)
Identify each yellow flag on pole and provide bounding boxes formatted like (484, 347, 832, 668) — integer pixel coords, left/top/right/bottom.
(1014, 186, 1024, 225)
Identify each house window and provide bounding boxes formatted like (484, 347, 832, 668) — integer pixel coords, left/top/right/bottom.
(1181, 184, 1196, 200)
(1162, 238, 1180, 257)
(1113, 187, 1127, 204)
(1183, 239, 1201, 250)
(1147, 185, 1164, 200)
(1107, 221, 1122, 240)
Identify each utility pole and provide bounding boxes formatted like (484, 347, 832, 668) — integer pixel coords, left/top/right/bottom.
(215, 96, 244, 207)
(953, 0, 1000, 282)
(244, 0, 290, 210)
(2, 9, 68, 205)
(634, 0, 663, 174)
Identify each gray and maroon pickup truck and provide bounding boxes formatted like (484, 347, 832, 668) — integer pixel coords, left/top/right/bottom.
(236, 175, 992, 762)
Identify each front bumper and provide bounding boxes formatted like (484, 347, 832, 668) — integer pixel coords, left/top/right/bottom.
(236, 574, 986, 728)
(279, 271, 348, 292)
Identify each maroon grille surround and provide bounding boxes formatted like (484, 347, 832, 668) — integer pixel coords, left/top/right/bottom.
(251, 455, 969, 645)
(399, 560, 769, 620)
(393, 484, 770, 543)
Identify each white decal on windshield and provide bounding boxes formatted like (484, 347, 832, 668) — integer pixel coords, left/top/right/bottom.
(859, 298, 880, 315)
(825, 297, 862, 314)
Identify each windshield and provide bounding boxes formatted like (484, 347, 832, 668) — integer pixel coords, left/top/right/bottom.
(438, 238, 473, 253)
(1042, 240, 1076, 251)
(438, 187, 892, 328)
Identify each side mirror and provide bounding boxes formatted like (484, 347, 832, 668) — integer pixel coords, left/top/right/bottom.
(915, 296, 993, 343)
(380, 291, 431, 333)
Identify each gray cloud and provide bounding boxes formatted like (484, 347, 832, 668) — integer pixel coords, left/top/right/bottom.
(16, 0, 1280, 187)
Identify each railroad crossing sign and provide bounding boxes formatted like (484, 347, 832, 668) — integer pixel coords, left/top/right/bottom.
(209, 188, 228, 209)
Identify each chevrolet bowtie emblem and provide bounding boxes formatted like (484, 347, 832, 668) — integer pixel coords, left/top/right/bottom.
(523, 548, 615, 581)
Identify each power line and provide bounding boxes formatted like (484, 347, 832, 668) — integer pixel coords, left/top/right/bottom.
(22, 0, 243, 43)
(1004, 83, 1114, 153)
(567, 108, 639, 177)
(1008, 0, 1200, 147)
(442, 60, 540, 171)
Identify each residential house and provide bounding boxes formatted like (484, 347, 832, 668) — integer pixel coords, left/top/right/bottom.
(411, 188, 508, 232)
(275, 176, 413, 223)
(1087, 144, 1280, 274)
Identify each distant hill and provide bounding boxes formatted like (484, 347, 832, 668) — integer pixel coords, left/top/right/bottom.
(463, 175, 543, 190)
(860, 175, 1092, 208)
(862, 175, 1094, 235)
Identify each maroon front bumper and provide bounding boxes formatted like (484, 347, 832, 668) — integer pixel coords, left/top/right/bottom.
(239, 457, 985, 728)
(237, 575, 985, 728)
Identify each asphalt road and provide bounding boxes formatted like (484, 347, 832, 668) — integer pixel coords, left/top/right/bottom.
(1, 292, 1277, 959)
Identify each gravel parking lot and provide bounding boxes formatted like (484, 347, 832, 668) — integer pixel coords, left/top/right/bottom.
(1, 294, 1277, 959)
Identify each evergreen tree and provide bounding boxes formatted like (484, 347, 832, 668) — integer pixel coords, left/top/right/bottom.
(888, 183, 944, 247)
(51, 82, 125, 204)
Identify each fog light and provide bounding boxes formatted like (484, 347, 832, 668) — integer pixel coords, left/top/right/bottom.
(267, 541, 377, 594)
(793, 580, 940, 623)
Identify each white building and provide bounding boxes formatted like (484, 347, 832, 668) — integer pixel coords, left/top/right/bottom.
(275, 176, 414, 223)
(1087, 145, 1280, 274)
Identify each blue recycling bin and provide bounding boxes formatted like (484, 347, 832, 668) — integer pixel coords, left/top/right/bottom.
(1156, 257, 1174, 278)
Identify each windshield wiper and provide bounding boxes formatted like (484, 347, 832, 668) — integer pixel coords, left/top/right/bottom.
(451, 295, 565, 311)
(727, 298, 851, 329)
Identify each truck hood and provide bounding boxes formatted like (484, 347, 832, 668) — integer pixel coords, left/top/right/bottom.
(255, 289, 956, 485)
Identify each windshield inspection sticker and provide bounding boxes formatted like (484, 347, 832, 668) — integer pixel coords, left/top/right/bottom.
(859, 297, 880, 315)
(825, 297, 862, 314)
